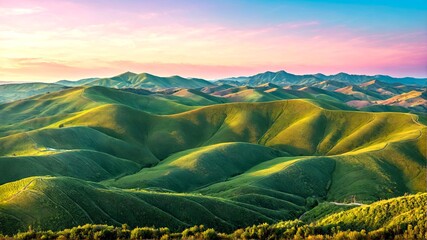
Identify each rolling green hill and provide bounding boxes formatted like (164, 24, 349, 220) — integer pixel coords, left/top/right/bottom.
(0, 176, 288, 234)
(315, 193, 427, 232)
(0, 150, 140, 184)
(0, 84, 425, 235)
(1, 183, 424, 238)
(5, 76, 418, 114)
(107, 142, 289, 191)
(169, 89, 229, 105)
(0, 86, 194, 137)
(0, 83, 68, 103)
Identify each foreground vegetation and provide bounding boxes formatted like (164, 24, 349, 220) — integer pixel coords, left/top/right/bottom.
(1, 193, 425, 239)
(5, 222, 423, 240)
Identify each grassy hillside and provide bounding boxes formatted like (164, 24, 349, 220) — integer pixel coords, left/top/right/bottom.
(53, 100, 423, 157)
(169, 89, 229, 105)
(223, 89, 283, 102)
(0, 126, 158, 164)
(200, 84, 234, 94)
(0, 83, 68, 103)
(335, 85, 386, 101)
(1, 96, 425, 198)
(0, 176, 291, 234)
(316, 193, 427, 231)
(0, 87, 98, 134)
(0, 150, 140, 184)
(360, 104, 410, 112)
(2, 193, 425, 239)
(197, 156, 334, 209)
(0, 85, 425, 236)
(82, 86, 194, 114)
(107, 142, 288, 191)
(0, 86, 194, 137)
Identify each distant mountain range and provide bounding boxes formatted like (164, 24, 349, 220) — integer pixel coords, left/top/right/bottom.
(57, 71, 213, 89)
(54, 70, 427, 88)
(2, 70, 426, 90)
(1, 71, 426, 112)
(217, 70, 427, 86)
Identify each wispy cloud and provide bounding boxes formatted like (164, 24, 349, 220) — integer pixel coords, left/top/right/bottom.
(0, 7, 44, 16)
(0, 57, 285, 81)
(278, 21, 320, 29)
(0, 1, 425, 81)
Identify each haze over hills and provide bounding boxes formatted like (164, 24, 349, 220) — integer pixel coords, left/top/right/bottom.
(67, 70, 426, 89)
(0, 80, 425, 234)
(0, 83, 69, 103)
(1, 70, 426, 113)
(57, 72, 213, 89)
(217, 70, 427, 86)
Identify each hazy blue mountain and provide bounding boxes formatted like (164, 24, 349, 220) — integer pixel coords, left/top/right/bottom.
(0, 82, 69, 103)
(56, 78, 100, 86)
(60, 72, 214, 89)
(216, 70, 427, 86)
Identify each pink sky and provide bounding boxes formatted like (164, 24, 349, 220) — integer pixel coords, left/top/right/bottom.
(0, 0, 426, 82)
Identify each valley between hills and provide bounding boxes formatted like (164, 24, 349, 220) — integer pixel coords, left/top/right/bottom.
(0, 71, 426, 238)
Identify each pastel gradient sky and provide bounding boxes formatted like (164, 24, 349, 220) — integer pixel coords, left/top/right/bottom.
(1, 0, 426, 82)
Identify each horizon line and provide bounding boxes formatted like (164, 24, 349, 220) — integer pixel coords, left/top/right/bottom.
(1, 69, 427, 84)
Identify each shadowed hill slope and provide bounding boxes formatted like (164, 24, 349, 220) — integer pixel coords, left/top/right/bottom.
(0, 176, 296, 234)
(107, 142, 289, 191)
(3, 193, 424, 238)
(0, 150, 140, 184)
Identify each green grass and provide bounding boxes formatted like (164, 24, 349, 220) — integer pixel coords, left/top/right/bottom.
(5, 193, 425, 239)
(223, 89, 283, 102)
(107, 142, 288, 191)
(316, 193, 427, 231)
(165, 89, 229, 106)
(0, 176, 284, 234)
(361, 104, 410, 112)
(197, 156, 335, 207)
(82, 86, 195, 114)
(0, 95, 424, 199)
(0, 126, 158, 165)
(299, 202, 356, 222)
(0, 86, 425, 235)
(0, 83, 68, 103)
(0, 85, 195, 124)
(0, 150, 140, 184)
